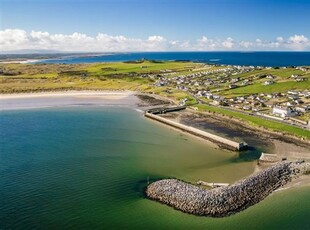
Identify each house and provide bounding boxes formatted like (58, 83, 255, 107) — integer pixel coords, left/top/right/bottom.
(272, 107, 296, 118)
(243, 106, 252, 111)
(291, 74, 299, 78)
(296, 77, 306, 82)
(231, 78, 240, 83)
(266, 75, 276, 79)
(295, 105, 310, 113)
(241, 80, 249, 86)
(263, 81, 275, 85)
(288, 90, 299, 95)
(211, 100, 220, 106)
(229, 84, 238, 89)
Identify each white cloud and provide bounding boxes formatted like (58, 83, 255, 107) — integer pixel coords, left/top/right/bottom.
(276, 36, 284, 42)
(0, 29, 309, 52)
(148, 35, 165, 42)
(221, 37, 234, 48)
(0, 29, 28, 49)
(287, 35, 309, 50)
(240, 41, 253, 48)
(288, 35, 309, 44)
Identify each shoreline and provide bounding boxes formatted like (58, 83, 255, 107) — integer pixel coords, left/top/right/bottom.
(0, 90, 141, 111)
(0, 90, 135, 99)
(0, 90, 175, 112)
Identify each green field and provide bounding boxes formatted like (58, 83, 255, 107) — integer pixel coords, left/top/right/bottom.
(0, 61, 199, 104)
(222, 80, 309, 97)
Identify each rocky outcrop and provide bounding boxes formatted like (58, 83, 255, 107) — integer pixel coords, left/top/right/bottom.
(146, 161, 310, 217)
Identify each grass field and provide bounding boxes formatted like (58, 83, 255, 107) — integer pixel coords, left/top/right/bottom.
(222, 80, 309, 97)
(233, 68, 307, 79)
(0, 61, 200, 104)
(84, 61, 198, 76)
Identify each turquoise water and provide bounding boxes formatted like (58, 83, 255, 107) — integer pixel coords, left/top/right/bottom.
(0, 107, 309, 229)
(37, 52, 310, 66)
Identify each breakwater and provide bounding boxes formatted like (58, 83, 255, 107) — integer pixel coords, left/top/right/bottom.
(146, 161, 310, 217)
(145, 112, 247, 151)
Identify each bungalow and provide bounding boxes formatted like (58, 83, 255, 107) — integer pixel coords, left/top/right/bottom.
(263, 81, 275, 85)
(295, 105, 310, 113)
(229, 84, 238, 89)
(272, 107, 296, 118)
(288, 91, 299, 95)
(296, 77, 306, 82)
(291, 74, 299, 78)
(231, 77, 240, 83)
(266, 75, 276, 79)
(243, 106, 252, 111)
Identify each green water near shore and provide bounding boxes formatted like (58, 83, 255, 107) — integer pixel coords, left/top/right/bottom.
(0, 107, 309, 229)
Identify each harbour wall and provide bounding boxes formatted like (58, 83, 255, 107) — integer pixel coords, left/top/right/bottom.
(146, 161, 310, 217)
(145, 112, 247, 151)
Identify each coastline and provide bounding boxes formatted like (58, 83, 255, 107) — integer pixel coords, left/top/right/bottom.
(0, 90, 135, 99)
(0, 90, 142, 111)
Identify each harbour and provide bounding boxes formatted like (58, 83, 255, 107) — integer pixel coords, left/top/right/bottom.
(145, 107, 248, 151)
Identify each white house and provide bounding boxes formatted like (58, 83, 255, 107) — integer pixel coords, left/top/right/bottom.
(272, 107, 296, 118)
(263, 80, 275, 85)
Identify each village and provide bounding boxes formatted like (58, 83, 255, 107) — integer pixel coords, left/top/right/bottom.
(149, 64, 310, 129)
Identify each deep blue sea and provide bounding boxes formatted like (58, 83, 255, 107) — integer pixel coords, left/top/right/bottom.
(38, 52, 310, 67)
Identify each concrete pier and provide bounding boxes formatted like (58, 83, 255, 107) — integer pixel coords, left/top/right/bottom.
(145, 112, 247, 151)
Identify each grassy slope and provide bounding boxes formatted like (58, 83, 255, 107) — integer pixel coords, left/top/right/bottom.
(220, 67, 310, 97)
(223, 80, 309, 96)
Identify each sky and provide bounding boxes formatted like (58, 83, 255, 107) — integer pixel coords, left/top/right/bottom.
(1, 0, 310, 52)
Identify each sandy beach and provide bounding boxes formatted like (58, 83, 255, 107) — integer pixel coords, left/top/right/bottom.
(0, 90, 140, 110)
(0, 90, 134, 99)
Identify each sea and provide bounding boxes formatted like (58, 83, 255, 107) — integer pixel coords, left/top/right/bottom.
(37, 51, 310, 67)
(1, 107, 309, 229)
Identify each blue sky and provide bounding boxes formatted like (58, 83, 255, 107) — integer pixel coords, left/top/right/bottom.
(1, 0, 310, 51)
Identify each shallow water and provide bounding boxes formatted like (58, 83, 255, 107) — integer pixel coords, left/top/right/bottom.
(0, 107, 309, 229)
